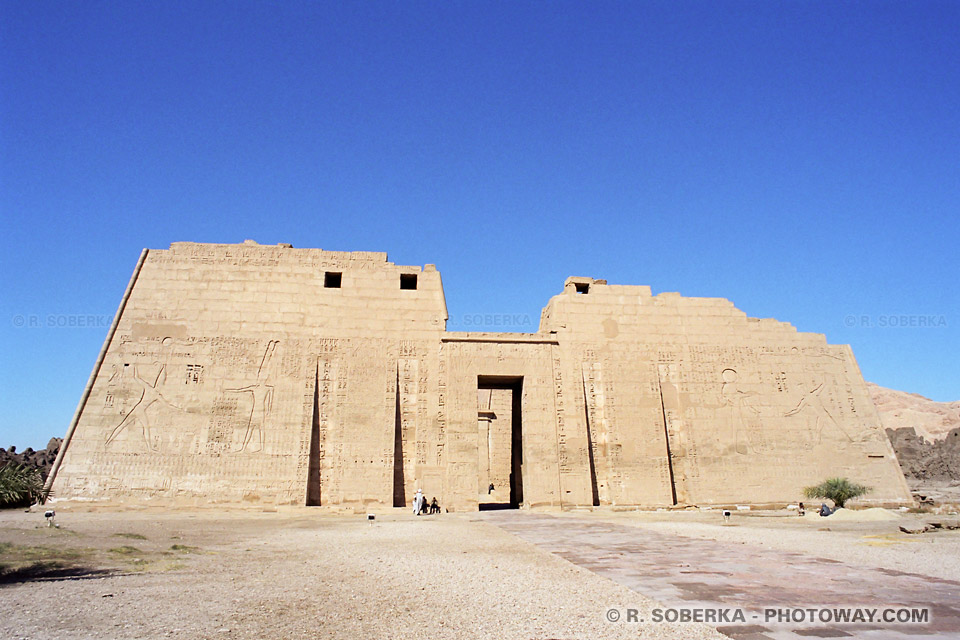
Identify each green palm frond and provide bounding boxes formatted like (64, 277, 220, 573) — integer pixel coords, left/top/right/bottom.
(0, 463, 50, 508)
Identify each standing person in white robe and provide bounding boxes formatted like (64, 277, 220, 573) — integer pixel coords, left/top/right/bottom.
(414, 489, 424, 515)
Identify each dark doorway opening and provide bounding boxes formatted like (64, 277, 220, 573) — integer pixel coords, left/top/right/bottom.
(477, 376, 523, 509)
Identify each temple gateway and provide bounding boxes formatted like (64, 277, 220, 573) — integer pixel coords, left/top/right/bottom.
(49, 241, 911, 510)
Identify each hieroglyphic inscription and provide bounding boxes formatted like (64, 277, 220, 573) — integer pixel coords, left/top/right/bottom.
(294, 356, 316, 494)
(436, 342, 447, 465)
(551, 345, 571, 474)
(399, 356, 419, 478)
(211, 337, 258, 369)
(317, 355, 338, 467)
(206, 397, 239, 455)
(185, 364, 204, 384)
(582, 361, 621, 502)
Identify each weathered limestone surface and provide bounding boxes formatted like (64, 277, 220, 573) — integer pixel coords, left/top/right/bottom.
(51, 242, 912, 509)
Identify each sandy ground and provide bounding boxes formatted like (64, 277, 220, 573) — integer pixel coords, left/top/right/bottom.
(0, 506, 726, 640)
(2, 505, 958, 639)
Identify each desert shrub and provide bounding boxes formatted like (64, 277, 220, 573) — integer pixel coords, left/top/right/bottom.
(803, 477, 871, 509)
(108, 546, 141, 555)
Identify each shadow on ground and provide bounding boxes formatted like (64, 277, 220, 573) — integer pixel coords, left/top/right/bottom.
(0, 563, 117, 585)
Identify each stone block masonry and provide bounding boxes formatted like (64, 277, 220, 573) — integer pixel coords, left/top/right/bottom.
(48, 241, 912, 510)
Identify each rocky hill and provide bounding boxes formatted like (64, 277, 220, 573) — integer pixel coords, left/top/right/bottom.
(886, 426, 960, 482)
(0, 438, 62, 480)
(868, 382, 960, 442)
(868, 383, 960, 485)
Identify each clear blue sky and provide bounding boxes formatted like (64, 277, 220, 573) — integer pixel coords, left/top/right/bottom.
(2, 2, 957, 450)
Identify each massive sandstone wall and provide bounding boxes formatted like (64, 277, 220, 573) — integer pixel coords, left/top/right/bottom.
(50, 242, 912, 509)
(540, 278, 911, 505)
(52, 241, 448, 505)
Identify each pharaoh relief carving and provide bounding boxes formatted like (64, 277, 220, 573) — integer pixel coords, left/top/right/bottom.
(225, 340, 279, 453)
(783, 377, 855, 446)
(105, 337, 183, 451)
(717, 368, 762, 454)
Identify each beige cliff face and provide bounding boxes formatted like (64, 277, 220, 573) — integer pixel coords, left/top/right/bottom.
(868, 382, 960, 442)
(50, 242, 912, 510)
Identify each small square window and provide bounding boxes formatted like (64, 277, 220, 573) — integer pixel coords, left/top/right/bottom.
(324, 272, 342, 288)
(400, 273, 418, 290)
(574, 282, 589, 294)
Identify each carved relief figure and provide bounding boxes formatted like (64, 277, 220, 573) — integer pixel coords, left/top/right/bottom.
(783, 379, 853, 445)
(718, 368, 765, 454)
(105, 338, 181, 451)
(226, 340, 278, 453)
